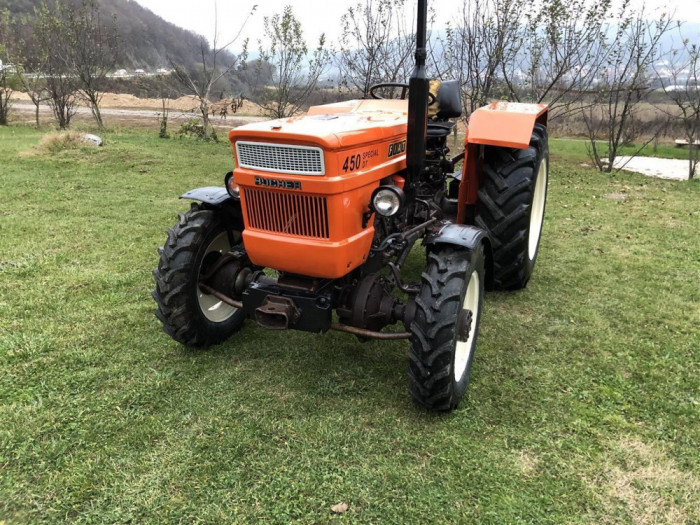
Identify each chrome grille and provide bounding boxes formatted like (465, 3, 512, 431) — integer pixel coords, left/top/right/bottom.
(236, 141, 325, 175)
(243, 188, 330, 239)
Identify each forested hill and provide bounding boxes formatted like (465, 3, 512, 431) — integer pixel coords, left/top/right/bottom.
(5, 0, 226, 70)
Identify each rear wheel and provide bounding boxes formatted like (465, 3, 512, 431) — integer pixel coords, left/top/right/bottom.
(408, 244, 485, 411)
(475, 124, 549, 290)
(152, 203, 245, 347)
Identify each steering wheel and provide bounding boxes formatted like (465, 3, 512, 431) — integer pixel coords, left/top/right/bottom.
(369, 82, 436, 104)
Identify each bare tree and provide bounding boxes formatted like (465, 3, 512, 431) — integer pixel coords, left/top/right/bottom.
(507, 0, 614, 118)
(0, 9, 14, 126)
(437, 0, 524, 115)
(655, 28, 700, 180)
(171, 2, 254, 140)
(14, 12, 49, 128)
(583, 9, 673, 172)
(16, 61, 48, 128)
(256, 5, 330, 119)
(336, 0, 412, 97)
(61, 0, 120, 129)
(156, 71, 173, 139)
(237, 57, 274, 98)
(34, 2, 79, 129)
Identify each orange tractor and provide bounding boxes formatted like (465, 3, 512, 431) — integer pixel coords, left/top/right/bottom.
(153, 0, 549, 411)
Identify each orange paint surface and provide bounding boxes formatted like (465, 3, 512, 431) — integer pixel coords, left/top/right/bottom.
(468, 102, 548, 149)
(228, 99, 548, 277)
(230, 100, 409, 278)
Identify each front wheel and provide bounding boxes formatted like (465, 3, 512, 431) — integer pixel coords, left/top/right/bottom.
(152, 203, 246, 347)
(408, 244, 485, 411)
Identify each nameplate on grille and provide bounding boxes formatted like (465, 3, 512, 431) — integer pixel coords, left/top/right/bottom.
(254, 176, 302, 190)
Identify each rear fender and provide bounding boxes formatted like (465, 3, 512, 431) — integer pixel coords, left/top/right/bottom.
(467, 101, 548, 149)
(457, 102, 548, 224)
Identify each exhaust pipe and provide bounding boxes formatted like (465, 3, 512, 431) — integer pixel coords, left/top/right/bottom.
(255, 295, 301, 330)
(406, 0, 429, 190)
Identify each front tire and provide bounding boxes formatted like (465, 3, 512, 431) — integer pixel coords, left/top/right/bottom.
(152, 203, 245, 347)
(408, 244, 485, 411)
(475, 124, 549, 290)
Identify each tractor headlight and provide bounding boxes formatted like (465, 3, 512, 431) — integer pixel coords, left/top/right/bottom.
(224, 171, 240, 199)
(371, 186, 405, 217)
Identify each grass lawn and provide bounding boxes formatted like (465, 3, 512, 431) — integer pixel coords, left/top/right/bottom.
(1, 125, 699, 524)
(550, 137, 698, 163)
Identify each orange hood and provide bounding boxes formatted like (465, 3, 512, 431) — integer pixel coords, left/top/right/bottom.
(228, 99, 409, 151)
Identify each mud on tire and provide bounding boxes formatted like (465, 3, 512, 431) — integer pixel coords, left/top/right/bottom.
(408, 244, 485, 411)
(475, 124, 549, 290)
(152, 203, 245, 347)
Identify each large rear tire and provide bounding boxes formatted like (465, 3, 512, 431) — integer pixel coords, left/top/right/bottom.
(475, 124, 549, 290)
(408, 244, 485, 411)
(153, 203, 245, 347)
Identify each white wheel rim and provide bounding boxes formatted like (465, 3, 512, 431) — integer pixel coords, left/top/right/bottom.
(454, 270, 480, 382)
(198, 232, 238, 323)
(528, 158, 548, 261)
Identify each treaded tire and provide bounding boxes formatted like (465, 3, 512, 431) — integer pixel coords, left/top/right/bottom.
(475, 124, 549, 290)
(408, 244, 485, 412)
(152, 202, 245, 347)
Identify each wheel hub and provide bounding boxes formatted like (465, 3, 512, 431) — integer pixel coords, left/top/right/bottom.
(457, 309, 473, 343)
(197, 232, 239, 323)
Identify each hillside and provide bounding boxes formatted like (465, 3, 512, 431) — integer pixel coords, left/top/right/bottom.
(4, 0, 231, 71)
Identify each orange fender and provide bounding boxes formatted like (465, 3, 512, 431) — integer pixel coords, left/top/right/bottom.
(467, 102, 548, 149)
(456, 102, 548, 224)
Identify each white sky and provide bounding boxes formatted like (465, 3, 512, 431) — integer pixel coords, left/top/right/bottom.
(133, 0, 700, 51)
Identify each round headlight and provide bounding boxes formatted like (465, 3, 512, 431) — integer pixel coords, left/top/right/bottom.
(371, 186, 404, 217)
(224, 171, 240, 199)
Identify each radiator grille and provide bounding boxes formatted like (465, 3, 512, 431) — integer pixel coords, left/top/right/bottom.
(236, 141, 325, 175)
(243, 188, 330, 239)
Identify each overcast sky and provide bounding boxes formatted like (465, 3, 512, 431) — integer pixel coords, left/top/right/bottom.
(133, 0, 700, 51)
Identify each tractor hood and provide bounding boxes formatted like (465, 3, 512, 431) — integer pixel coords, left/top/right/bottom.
(228, 99, 409, 151)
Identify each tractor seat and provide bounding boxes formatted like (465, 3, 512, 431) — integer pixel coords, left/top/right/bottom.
(427, 79, 462, 138)
(427, 121, 456, 138)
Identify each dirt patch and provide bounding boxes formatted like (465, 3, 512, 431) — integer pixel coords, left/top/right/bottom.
(10, 91, 266, 116)
(99, 94, 266, 115)
(10, 91, 32, 102)
(97, 93, 202, 112)
(664, 218, 691, 229)
(98, 92, 165, 110)
(603, 193, 628, 200)
(207, 98, 265, 116)
(514, 449, 540, 477)
(593, 436, 700, 524)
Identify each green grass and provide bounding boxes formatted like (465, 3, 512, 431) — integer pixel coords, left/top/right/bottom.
(1, 125, 699, 524)
(551, 137, 697, 162)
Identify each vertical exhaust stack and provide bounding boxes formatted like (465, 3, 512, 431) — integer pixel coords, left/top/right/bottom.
(406, 0, 429, 189)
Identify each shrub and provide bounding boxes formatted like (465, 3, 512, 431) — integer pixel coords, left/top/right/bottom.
(37, 131, 83, 153)
(177, 119, 206, 139)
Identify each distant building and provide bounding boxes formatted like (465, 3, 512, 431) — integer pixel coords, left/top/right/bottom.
(0, 60, 17, 73)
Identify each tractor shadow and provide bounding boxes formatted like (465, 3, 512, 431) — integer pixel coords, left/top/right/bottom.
(163, 320, 419, 415)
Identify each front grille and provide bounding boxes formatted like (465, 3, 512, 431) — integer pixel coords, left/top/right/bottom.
(236, 141, 325, 175)
(243, 188, 330, 239)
